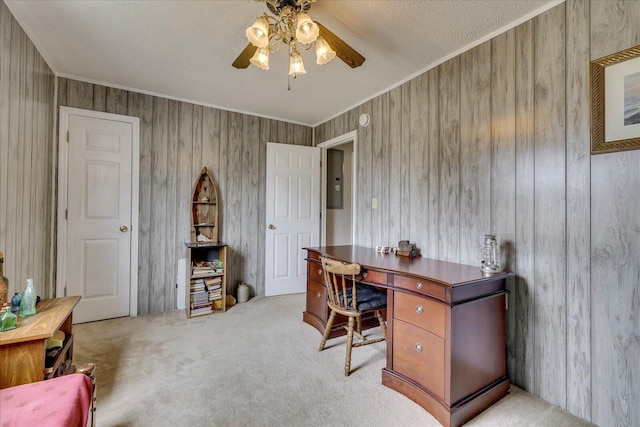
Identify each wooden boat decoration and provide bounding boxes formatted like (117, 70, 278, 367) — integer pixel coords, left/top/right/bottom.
(190, 167, 219, 243)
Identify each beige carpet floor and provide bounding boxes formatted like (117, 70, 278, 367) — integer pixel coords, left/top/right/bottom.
(73, 293, 594, 427)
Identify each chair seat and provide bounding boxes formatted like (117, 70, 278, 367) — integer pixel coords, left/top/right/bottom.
(338, 284, 387, 311)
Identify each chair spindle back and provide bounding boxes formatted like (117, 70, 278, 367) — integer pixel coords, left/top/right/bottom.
(320, 257, 361, 310)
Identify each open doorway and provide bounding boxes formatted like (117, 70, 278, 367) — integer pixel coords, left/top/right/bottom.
(318, 130, 358, 246)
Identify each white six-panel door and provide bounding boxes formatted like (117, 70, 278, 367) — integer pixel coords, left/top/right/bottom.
(57, 107, 139, 323)
(265, 143, 320, 296)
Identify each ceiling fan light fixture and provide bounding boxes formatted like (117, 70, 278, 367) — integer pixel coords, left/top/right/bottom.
(246, 16, 269, 48)
(250, 47, 270, 70)
(295, 12, 319, 44)
(289, 47, 306, 78)
(233, 1, 365, 87)
(315, 37, 335, 65)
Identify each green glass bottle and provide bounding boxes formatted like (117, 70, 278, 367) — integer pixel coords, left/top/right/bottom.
(20, 278, 37, 317)
(0, 304, 17, 331)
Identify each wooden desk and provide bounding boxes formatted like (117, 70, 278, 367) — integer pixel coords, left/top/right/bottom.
(303, 246, 513, 427)
(0, 296, 81, 389)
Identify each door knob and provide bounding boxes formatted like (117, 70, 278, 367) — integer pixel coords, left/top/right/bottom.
(119, 225, 129, 232)
(268, 224, 276, 229)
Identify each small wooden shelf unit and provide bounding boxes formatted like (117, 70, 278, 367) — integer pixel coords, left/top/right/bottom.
(185, 167, 227, 318)
(190, 167, 219, 243)
(185, 242, 227, 318)
(0, 296, 80, 389)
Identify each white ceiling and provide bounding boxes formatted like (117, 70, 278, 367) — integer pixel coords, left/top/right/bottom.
(6, 0, 560, 126)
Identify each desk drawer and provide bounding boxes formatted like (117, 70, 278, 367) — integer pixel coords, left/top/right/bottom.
(394, 292, 445, 338)
(361, 269, 387, 286)
(393, 319, 445, 400)
(307, 262, 324, 284)
(394, 275, 446, 300)
(306, 279, 327, 323)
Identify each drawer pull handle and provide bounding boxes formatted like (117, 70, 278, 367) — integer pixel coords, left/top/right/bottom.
(416, 282, 423, 290)
(317, 269, 322, 276)
(415, 343, 423, 353)
(415, 305, 423, 314)
(362, 272, 368, 278)
(316, 292, 321, 298)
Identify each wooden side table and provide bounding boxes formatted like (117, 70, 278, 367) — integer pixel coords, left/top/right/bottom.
(0, 296, 81, 389)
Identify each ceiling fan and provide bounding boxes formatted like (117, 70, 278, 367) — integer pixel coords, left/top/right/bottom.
(232, 0, 365, 78)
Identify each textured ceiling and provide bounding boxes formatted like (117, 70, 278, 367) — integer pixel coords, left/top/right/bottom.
(6, 0, 560, 126)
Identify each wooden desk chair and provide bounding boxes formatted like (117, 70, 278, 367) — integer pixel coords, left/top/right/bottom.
(319, 256, 387, 376)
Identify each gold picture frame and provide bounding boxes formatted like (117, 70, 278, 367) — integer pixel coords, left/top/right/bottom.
(591, 44, 640, 154)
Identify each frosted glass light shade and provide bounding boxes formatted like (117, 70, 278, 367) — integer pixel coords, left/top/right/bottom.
(246, 17, 269, 48)
(315, 37, 336, 65)
(289, 50, 306, 77)
(295, 13, 319, 44)
(250, 47, 270, 70)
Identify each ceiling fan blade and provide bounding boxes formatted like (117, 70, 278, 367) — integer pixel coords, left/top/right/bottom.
(232, 43, 257, 69)
(316, 22, 365, 68)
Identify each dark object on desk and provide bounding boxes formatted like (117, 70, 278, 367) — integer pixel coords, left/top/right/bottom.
(397, 240, 412, 251)
(396, 240, 417, 257)
(395, 249, 417, 258)
(318, 256, 387, 376)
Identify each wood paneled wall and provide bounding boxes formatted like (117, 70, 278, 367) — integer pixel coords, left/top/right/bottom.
(3, 0, 638, 423)
(0, 1, 55, 299)
(57, 78, 312, 314)
(590, 2, 640, 426)
(314, 1, 640, 424)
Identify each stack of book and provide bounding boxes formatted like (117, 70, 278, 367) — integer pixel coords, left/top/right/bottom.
(190, 279, 205, 292)
(189, 258, 224, 315)
(190, 278, 212, 314)
(190, 289, 212, 315)
(206, 276, 223, 301)
(191, 261, 215, 277)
